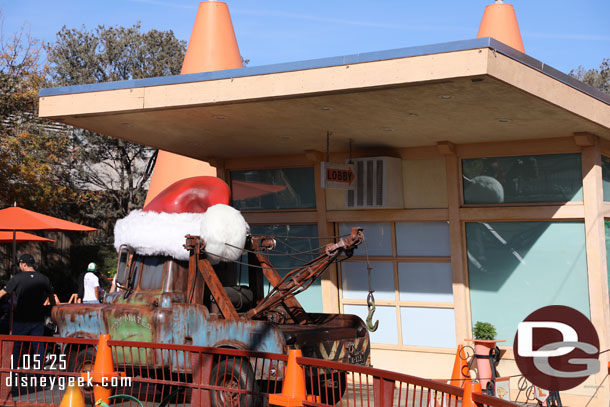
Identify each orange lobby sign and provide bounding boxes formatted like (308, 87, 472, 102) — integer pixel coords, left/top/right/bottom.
(321, 162, 356, 189)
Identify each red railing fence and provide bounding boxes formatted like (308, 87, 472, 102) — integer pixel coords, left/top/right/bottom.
(0, 334, 521, 407)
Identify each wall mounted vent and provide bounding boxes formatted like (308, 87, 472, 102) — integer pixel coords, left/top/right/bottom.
(346, 156, 404, 209)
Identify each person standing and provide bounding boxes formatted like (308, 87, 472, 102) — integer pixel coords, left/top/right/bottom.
(82, 262, 101, 304)
(0, 253, 55, 388)
(0, 253, 55, 335)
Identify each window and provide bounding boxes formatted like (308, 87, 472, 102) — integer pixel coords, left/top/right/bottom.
(467, 221, 590, 345)
(249, 224, 321, 312)
(338, 222, 456, 349)
(230, 168, 316, 210)
(462, 154, 583, 204)
(138, 256, 165, 290)
(602, 155, 610, 202)
(115, 247, 130, 287)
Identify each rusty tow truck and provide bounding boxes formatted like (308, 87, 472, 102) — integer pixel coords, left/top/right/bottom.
(52, 227, 369, 404)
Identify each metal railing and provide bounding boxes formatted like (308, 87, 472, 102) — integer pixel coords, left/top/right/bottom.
(0, 334, 521, 407)
(298, 355, 464, 407)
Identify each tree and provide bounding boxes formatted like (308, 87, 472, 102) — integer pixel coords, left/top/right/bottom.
(45, 23, 187, 237)
(0, 14, 90, 216)
(570, 58, 609, 95)
(47, 22, 186, 85)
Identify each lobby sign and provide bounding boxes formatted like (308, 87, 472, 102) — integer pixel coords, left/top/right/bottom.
(321, 162, 356, 189)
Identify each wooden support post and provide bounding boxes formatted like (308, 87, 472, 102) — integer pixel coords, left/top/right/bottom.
(580, 134, 610, 404)
(444, 151, 471, 343)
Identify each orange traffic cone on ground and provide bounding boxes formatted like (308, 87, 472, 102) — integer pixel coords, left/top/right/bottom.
(59, 382, 85, 407)
(477, 0, 525, 53)
(269, 349, 318, 407)
(448, 345, 470, 387)
(144, 1, 244, 206)
(462, 380, 482, 407)
(87, 334, 125, 405)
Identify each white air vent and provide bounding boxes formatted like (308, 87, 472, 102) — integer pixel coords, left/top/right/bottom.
(346, 156, 404, 208)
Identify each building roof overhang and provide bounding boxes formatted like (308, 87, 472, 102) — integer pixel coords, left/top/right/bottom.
(38, 38, 610, 160)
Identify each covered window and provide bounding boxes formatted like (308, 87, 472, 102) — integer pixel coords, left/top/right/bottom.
(230, 168, 316, 210)
(339, 222, 456, 349)
(466, 221, 590, 345)
(462, 153, 583, 204)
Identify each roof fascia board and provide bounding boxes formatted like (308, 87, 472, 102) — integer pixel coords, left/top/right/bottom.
(40, 37, 493, 97)
(39, 37, 610, 107)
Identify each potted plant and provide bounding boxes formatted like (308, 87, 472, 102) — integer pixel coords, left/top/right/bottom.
(469, 321, 504, 394)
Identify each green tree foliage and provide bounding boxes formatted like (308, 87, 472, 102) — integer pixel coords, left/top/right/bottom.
(44, 23, 187, 238)
(570, 58, 609, 95)
(46, 22, 186, 85)
(0, 19, 187, 284)
(0, 15, 91, 216)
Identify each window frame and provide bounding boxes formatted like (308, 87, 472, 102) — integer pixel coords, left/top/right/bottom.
(337, 221, 456, 352)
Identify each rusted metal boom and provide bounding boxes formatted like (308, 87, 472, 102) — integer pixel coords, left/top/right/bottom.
(185, 235, 240, 320)
(246, 227, 364, 320)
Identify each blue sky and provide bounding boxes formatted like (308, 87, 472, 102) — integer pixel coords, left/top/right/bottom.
(1, 0, 608, 75)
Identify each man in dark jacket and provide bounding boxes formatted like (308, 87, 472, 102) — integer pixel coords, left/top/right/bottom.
(0, 253, 56, 335)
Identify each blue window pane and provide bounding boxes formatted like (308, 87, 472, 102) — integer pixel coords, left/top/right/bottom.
(466, 221, 590, 345)
(462, 154, 583, 204)
(398, 263, 453, 302)
(231, 168, 316, 210)
(338, 223, 392, 256)
(341, 262, 395, 301)
(401, 307, 456, 348)
(344, 305, 398, 345)
(396, 222, 450, 256)
(249, 224, 321, 312)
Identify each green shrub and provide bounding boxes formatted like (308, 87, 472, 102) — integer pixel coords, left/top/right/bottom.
(473, 321, 497, 340)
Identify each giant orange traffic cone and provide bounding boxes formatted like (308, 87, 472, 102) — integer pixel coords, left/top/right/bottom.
(448, 345, 470, 388)
(59, 382, 85, 407)
(269, 349, 319, 407)
(144, 1, 244, 206)
(477, 0, 525, 53)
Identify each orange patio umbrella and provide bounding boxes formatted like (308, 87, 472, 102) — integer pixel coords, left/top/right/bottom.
(0, 206, 96, 271)
(0, 231, 54, 243)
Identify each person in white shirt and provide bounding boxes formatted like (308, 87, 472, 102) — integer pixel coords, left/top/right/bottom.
(82, 262, 100, 303)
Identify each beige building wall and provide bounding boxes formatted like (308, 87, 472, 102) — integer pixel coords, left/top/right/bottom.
(325, 158, 448, 210)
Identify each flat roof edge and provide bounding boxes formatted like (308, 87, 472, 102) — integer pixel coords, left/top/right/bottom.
(39, 37, 610, 107)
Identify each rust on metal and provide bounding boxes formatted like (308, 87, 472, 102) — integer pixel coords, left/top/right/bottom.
(246, 228, 364, 320)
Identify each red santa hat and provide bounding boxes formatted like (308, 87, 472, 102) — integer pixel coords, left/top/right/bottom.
(114, 176, 249, 263)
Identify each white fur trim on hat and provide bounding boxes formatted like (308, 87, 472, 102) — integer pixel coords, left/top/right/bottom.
(114, 210, 204, 261)
(200, 204, 250, 265)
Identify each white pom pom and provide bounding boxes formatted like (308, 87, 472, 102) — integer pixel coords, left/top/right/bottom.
(200, 204, 250, 264)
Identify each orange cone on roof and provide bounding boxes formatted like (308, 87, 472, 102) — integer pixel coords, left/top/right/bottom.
(144, 1, 243, 206)
(477, 0, 525, 53)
